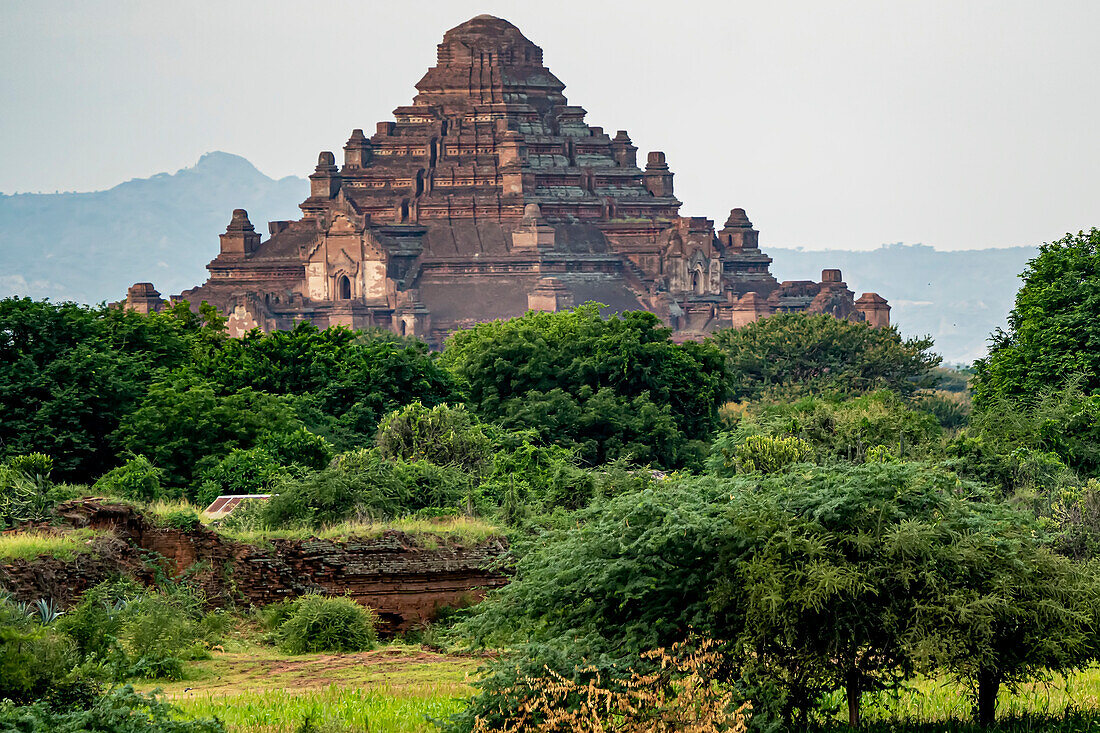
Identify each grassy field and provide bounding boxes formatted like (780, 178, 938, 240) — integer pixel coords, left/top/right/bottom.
(139, 642, 478, 733)
(147, 639, 1100, 733)
(0, 527, 105, 561)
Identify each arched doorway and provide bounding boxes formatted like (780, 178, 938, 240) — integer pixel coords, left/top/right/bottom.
(338, 275, 352, 300)
(691, 268, 704, 295)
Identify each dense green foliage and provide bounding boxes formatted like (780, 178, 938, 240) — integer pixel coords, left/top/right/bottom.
(451, 463, 1100, 729)
(0, 299, 201, 479)
(191, 322, 459, 449)
(712, 312, 940, 401)
(442, 305, 728, 468)
(714, 390, 943, 468)
(376, 403, 491, 473)
(974, 229, 1100, 405)
(0, 686, 225, 732)
(269, 594, 377, 654)
(8, 261, 1100, 732)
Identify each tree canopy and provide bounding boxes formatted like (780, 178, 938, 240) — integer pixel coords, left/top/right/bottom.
(712, 312, 940, 401)
(440, 304, 728, 468)
(974, 228, 1100, 405)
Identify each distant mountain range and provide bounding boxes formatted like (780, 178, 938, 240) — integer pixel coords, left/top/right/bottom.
(0, 152, 307, 305)
(0, 152, 1035, 364)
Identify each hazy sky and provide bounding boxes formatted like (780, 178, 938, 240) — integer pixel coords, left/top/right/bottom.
(2, 0, 1097, 251)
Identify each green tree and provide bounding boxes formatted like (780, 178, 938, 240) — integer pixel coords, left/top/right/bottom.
(974, 228, 1100, 405)
(192, 322, 458, 449)
(712, 312, 940, 401)
(440, 305, 728, 469)
(112, 375, 306, 493)
(718, 390, 943, 466)
(0, 299, 200, 480)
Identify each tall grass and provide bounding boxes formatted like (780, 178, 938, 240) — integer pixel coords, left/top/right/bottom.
(175, 684, 465, 732)
(0, 528, 105, 561)
(219, 516, 502, 549)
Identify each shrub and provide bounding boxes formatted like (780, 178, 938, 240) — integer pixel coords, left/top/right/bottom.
(195, 447, 285, 507)
(5, 452, 53, 479)
(56, 580, 220, 682)
(93, 455, 168, 502)
(262, 450, 473, 529)
(466, 638, 749, 733)
(275, 594, 377, 654)
(0, 601, 76, 703)
(376, 402, 491, 473)
(707, 433, 814, 476)
(0, 685, 225, 732)
(0, 464, 59, 527)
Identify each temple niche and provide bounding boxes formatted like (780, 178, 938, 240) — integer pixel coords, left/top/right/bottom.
(131, 14, 888, 343)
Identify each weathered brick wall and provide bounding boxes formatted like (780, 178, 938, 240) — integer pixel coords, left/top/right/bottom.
(1, 500, 509, 634)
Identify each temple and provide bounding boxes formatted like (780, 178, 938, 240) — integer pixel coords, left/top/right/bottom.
(131, 15, 889, 342)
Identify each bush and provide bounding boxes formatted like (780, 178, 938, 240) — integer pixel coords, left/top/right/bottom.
(707, 433, 814, 476)
(5, 452, 53, 479)
(262, 450, 474, 529)
(195, 447, 285, 507)
(0, 601, 76, 703)
(93, 455, 168, 502)
(274, 594, 377, 654)
(0, 685, 225, 732)
(56, 580, 221, 682)
(376, 403, 491, 473)
(0, 465, 58, 527)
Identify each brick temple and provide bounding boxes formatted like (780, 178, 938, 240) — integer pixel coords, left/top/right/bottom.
(128, 15, 889, 342)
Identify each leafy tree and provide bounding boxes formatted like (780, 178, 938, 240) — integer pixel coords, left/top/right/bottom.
(712, 312, 940, 401)
(112, 375, 306, 494)
(441, 305, 728, 469)
(710, 463, 1100, 727)
(974, 228, 1100, 405)
(0, 299, 200, 480)
(921, 509, 1099, 725)
(192, 322, 458, 449)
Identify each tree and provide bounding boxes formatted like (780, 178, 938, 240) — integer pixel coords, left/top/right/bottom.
(440, 305, 728, 469)
(375, 402, 491, 473)
(112, 374, 307, 493)
(712, 312, 940, 401)
(713, 463, 1099, 727)
(191, 321, 458, 449)
(0, 299, 200, 480)
(714, 390, 943, 467)
(974, 228, 1100, 405)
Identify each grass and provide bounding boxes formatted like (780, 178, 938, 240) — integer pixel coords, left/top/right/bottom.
(138, 638, 476, 733)
(218, 516, 503, 549)
(138, 624, 1100, 733)
(0, 527, 105, 561)
(837, 669, 1100, 727)
(176, 685, 465, 733)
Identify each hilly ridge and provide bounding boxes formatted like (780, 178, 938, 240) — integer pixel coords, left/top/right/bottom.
(0, 152, 307, 303)
(0, 154, 1036, 364)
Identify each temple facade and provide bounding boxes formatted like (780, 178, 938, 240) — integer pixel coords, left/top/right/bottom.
(130, 15, 889, 342)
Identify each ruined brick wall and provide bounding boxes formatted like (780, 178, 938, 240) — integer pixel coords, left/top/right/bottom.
(1, 500, 509, 634)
